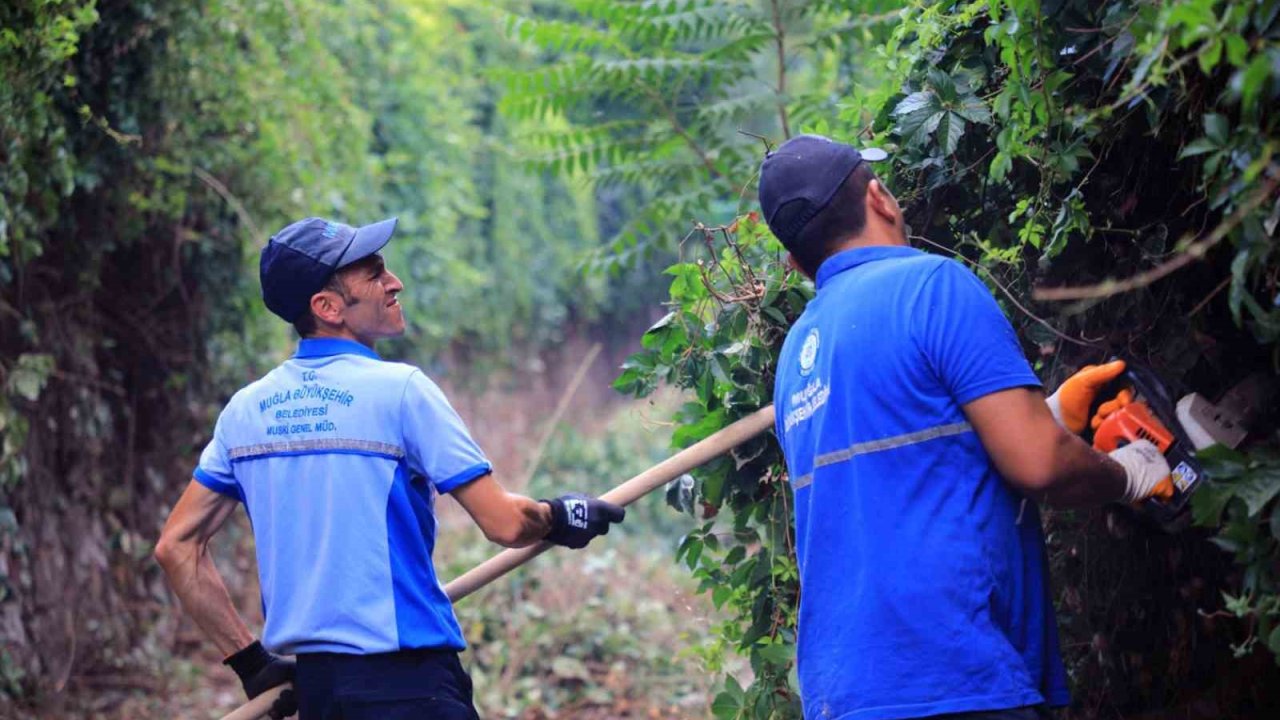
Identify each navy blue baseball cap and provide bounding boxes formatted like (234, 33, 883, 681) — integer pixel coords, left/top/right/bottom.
(259, 216, 398, 322)
(758, 134, 888, 248)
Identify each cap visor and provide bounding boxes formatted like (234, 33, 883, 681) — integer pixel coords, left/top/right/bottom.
(337, 217, 398, 269)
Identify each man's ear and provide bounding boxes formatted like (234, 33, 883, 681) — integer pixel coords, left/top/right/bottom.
(309, 290, 345, 327)
(865, 179, 901, 225)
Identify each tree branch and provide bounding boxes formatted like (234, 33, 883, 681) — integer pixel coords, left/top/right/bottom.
(1033, 174, 1280, 301)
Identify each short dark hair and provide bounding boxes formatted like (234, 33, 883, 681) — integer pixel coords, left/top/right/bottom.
(785, 162, 876, 277)
(291, 272, 351, 337)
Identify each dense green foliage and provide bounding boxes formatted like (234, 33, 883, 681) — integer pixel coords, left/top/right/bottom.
(616, 218, 805, 718)
(0, 0, 649, 708)
(512, 0, 1280, 716)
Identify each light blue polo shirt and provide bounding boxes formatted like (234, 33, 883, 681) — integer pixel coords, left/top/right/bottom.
(193, 338, 492, 655)
(774, 246, 1069, 720)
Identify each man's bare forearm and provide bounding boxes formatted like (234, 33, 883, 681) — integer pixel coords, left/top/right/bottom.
(156, 481, 254, 656)
(1037, 429, 1128, 509)
(452, 474, 555, 547)
(158, 542, 255, 657)
(504, 493, 554, 547)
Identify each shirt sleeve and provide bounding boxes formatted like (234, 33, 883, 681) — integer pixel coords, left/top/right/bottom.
(911, 259, 1042, 405)
(193, 413, 244, 502)
(401, 371, 493, 493)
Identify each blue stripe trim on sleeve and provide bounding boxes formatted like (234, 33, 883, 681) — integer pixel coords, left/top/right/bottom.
(436, 462, 493, 494)
(193, 467, 243, 502)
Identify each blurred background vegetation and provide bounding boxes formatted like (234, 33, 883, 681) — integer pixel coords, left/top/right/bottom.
(3, 0, 1279, 718)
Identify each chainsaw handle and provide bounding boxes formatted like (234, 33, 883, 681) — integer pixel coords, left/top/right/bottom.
(1086, 360, 1191, 447)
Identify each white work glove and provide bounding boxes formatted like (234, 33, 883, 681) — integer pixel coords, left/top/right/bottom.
(1108, 440, 1172, 503)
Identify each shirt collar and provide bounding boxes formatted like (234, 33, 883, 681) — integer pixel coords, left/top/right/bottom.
(294, 337, 382, 361)
(814, 245, 923, 290)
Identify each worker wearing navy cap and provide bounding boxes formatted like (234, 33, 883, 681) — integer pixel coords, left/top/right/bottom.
(155, 217, 625, 719)
(761, 135, 1171, 720)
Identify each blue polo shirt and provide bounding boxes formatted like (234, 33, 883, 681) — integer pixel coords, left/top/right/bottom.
(193, 338, 492, 655)
(774, 246, 1070, 720)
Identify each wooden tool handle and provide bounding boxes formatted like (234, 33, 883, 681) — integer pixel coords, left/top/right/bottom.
(218, 404, 776, 720)
(444, 405, 775, 603)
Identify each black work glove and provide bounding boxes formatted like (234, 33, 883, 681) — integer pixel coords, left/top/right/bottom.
(224, 640, 298, 719)
(541, 493, 626, 549)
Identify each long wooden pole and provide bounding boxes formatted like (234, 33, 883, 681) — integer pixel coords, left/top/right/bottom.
(219, 405, 776, 720)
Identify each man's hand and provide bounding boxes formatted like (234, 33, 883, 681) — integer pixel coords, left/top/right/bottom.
(224, 640, 298, 719)
(541, 493, 625, 549)
(1107, 440, 1173, 503)
(1046, 360, 1127, 434)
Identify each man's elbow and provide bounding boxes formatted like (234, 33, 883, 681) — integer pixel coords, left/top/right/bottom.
(154, 534, 179, 571)
(153, 532, 196, 573)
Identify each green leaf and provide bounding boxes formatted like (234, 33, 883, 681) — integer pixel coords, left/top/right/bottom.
(1197, 444, 1250, 477)
(647, 310, 677, 332)
(1223, 591, 1254, 617)
(1178, 138, 1220, 159)
(724, 545, 746, 565)
(754, 641, 794, 666)
(711, 677, 745, 719)
(1225, 34, 1249, 67)
(1203, 113, 1229, 145)
(672, 408, 727, 447)
(954, 96, 992, 124)
(1238, 55, 1272, 113)
(936, 112, 967, 156)
(1235, 467, 1280, 517)
(926, 68, 958, 102)
(6, 354, 54, 402)
(989, 152, 1012, 182)
(1197, 38, 1223, 74)
(892, 91, 935, 118)
(1192, 480, 1236, 527)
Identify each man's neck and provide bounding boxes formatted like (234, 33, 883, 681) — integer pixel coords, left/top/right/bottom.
(308, 326, 376, 350)
(830, 227, 908, 255)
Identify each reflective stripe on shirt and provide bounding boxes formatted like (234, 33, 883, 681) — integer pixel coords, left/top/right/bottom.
(793, 421, 973, 489)
(229, 438, 405, 462)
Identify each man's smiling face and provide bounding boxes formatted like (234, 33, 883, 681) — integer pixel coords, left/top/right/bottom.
(332, 254, 406, 345)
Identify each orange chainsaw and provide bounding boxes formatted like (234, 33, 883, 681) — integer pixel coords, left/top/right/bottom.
(1089, 363, 1207, 529)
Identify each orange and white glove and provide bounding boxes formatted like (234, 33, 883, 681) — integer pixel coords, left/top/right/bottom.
(1045, 360, 1127, 435)
(1107, 440, 1173, 503)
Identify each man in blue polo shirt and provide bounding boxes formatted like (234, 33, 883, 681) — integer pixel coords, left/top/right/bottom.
(758, 135, 1171, 720)
(155, 217, 625, 719)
